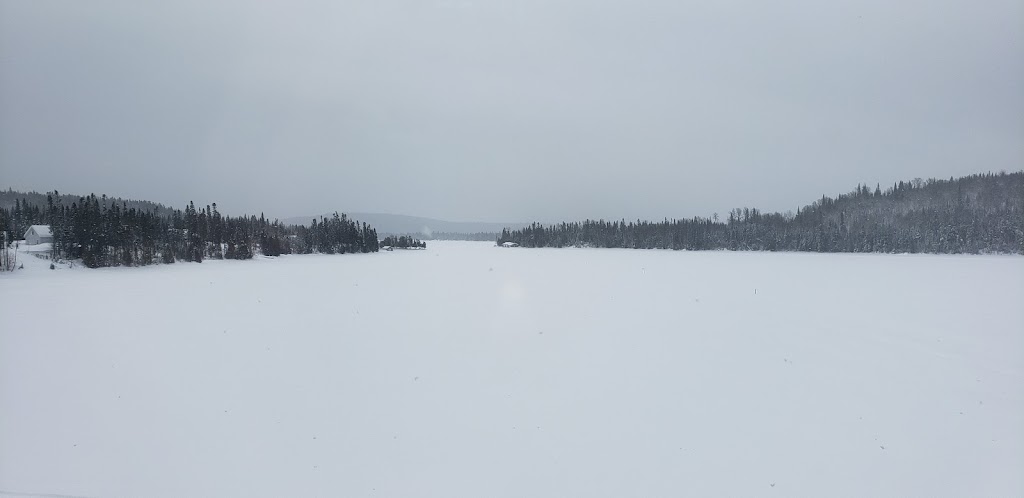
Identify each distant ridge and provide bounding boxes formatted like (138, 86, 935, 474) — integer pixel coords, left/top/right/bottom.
(499, 171, 1024, 254)
(282, 212, 529, 237)
(0, 188, 174, 217)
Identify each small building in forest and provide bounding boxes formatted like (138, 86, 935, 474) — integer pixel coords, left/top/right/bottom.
(501, 241, 519, 248)
(24, 225, 53, 245)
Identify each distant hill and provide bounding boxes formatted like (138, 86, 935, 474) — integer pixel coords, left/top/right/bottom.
(500, 171, 1024, 254)
(0, 188, 175, 217)
(282, 212, 528, 237)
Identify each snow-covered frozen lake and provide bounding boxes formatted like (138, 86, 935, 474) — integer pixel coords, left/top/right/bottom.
(2, 241, 1022, 497)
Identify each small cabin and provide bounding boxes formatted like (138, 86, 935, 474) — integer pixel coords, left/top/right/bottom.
(24, 225, 53, 245)
(501, 241, 519, 248)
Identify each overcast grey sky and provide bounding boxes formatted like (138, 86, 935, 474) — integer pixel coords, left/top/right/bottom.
(1, 0, 1021, 221)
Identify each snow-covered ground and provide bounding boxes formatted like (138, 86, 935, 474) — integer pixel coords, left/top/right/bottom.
(1, 241, 1022, 497)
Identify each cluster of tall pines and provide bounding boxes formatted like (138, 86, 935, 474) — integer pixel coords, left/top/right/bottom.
(380, 235, 427, 249)
(0, 192, 379, 268)
(498, 172, 1024, 254)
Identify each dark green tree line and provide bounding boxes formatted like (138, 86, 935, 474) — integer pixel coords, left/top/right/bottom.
(380, 235, 427, 249)
(1, 192, 380, 268)
(498, 172, 1024, 254)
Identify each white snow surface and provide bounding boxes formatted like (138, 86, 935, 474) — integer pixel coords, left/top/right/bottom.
(1, 241, 1022, 497)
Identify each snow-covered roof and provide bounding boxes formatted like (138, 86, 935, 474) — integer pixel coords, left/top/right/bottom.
(26, 225, 52, 237)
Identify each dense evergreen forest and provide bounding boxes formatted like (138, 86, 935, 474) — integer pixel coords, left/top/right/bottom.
(0, 188, 174, 217)
(380, 235, 427, 249)
(3, 171, 1021, 269)
(1, 192, 379, 268)
(498, 172, 1024, 254)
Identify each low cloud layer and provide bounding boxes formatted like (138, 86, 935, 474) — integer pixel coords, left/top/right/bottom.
(1, 0, 1020, 221)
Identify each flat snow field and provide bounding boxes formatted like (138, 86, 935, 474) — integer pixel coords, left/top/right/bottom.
(2, 241, 1022, 497)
